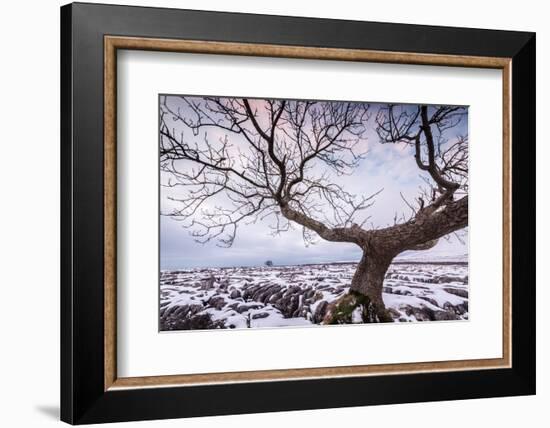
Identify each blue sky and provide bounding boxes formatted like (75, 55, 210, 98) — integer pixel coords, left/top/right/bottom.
(160, 97, 468, 269)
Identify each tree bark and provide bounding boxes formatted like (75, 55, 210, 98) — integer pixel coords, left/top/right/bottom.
(349, 250, 393, 321)
(322, 251, 394, 324)
(350, 251, 390, 304)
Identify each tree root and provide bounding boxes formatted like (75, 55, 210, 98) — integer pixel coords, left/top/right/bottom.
(322, 290, 393, 324)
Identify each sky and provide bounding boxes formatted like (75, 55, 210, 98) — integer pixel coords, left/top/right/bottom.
(160, 97, 468, 269)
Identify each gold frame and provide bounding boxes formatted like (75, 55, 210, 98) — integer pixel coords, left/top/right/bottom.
(104, 36, 512, 391)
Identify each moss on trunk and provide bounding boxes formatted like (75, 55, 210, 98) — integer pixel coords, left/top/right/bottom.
(322, 290, 393, 324)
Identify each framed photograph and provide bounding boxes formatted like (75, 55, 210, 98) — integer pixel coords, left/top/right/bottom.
(60, 2, 535, 424)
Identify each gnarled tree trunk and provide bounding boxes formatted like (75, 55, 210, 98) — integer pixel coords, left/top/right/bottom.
(323, 249, 395, 324)
(322, 197, 468, 324)
(349, 250, 392, 319)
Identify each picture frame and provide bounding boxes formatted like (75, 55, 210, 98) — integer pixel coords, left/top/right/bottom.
(60, 2, 535, 424)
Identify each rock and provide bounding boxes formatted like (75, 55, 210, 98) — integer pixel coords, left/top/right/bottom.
(442, 302, 468, 318)
(171, 306, 189, 318)
(453, 303, 468, 315)
(200, 276, 216, 290)
(252, 312, 269, 319)
(443, 287, 469, 298)
(436, 275, 462, 284)
(404, 284, 430, 290)
(311, 291, 323, 303)
(243, 284, 261, 300)
(268, 291, 283, 303)
(304, 288, 315, 299)
(164, 303, 203, 321)
(404, 305, 434, 321)
(433, 310, 460, 321)
(284, 285, 301, 296)
(292, 305, 306, 318)
(229, 289, 241, 299)
(418, 296, 439, 307)
(189, 304, 203, 315)
(159, 308, 225, 331)
(207, 296, 226, 310)
(387, 307, 401, 320)
(312, 301, 329, 323)
(274, 294, 300, 318)
(160, 305, 175, 320)
(257, 285, 281, 303)
(236, 303, 263, 314)
(251, 288, 264, 302)
(287, 295, 300, 317)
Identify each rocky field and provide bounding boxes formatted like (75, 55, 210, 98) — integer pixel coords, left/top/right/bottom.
(159, 261, 469, 331)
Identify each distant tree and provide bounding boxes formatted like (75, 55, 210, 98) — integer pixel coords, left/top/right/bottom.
(160, 96, 468, 322)
(265, 260, 274, 267)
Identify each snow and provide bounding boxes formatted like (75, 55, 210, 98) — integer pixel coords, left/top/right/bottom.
(351, 307, 363, 323)
(394, 253, 468, 264)
(160, 261, 469, 331)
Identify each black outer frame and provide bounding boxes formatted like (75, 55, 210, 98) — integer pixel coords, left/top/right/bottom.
(60, 2, 536, 424)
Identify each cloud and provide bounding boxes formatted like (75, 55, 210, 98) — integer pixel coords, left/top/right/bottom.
(160, 99, 468, 269)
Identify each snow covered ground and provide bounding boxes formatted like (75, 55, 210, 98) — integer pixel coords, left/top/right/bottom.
(160, 260, 468, 331)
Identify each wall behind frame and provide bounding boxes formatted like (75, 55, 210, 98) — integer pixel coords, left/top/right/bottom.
(0, 1, 545, 427)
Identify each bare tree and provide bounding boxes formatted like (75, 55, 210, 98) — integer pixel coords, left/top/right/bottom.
(160, 96, 468, 322)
